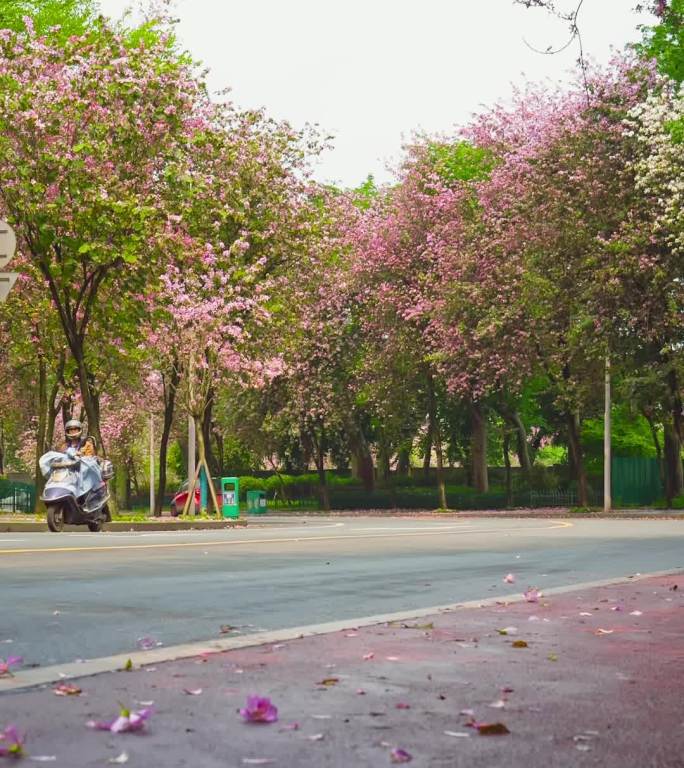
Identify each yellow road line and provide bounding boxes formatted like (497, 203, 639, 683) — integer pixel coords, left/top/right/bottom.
(0, 521, 573, 556)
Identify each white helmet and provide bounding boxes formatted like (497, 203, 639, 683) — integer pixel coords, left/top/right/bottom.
(65, 419, 83, 441)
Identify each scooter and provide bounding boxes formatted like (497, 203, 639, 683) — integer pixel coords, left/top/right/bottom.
(39, 451, 114, 532)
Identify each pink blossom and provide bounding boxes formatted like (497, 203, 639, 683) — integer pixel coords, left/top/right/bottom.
(239, 696, 278, 724)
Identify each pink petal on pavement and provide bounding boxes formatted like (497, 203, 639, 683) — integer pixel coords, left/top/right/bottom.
(88, 707, 153, 733)
(0, 725, 25, 758)
(239, 696, 278, 724)
(363, 653, 375, 661)
(53, 683, 82, 696)
(183, 688, 203, 696)
(136, 637, 161, 651)
(395, 703, 411, 710)
(523, 588, 540, 603)
(390, 747, 413, 763)
(503, 574, 516, 584)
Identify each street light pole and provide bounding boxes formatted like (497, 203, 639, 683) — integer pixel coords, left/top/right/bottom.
(604, 356, 611, 512)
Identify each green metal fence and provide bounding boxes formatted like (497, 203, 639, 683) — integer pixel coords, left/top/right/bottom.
(611, 456, 662, 506)
(0, 480, 36, 513)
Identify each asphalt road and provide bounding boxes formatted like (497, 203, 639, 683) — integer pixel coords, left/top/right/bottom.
(1, 516, 682, 667)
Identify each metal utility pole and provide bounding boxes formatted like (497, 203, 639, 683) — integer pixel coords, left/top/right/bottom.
(149, 414, 155, 516)
(187, 415, 196, 515)
(604, 357, 611, 512)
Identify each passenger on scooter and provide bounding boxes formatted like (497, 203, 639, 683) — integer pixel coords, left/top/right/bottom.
(64, 419, 97, 458)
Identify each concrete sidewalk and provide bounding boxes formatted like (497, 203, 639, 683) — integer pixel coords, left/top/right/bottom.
(1, 573, 682, 766)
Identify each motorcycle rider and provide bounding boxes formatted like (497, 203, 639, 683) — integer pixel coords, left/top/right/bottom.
(64, 419, 97, 458)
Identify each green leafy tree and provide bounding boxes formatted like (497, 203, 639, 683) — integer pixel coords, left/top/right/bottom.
(0, 0, 98, 38)
(639, 0, 684, 83)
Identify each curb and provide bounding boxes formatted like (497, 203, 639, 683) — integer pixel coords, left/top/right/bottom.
(0, 519, 248, 533)
(1, 567, 681, 693)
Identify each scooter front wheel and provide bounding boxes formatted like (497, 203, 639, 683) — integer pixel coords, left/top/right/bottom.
(46, 505, 64, 532)
(87, 521, 102, 532)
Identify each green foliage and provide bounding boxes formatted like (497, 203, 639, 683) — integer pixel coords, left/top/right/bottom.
(638, 0, 684, 83)
(351, 175, 379, 210)
(582, 404, 657, 468)
(427, 141, 497, 186)
(666, 116, 684, 143)
(0, 0, 98, 39)
(535, 444, 567, 466)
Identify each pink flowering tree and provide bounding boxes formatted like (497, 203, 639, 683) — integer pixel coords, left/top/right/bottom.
(0, 17, 209, 453)
(445, 60, 657, 504)
(152, 253, 265, 515)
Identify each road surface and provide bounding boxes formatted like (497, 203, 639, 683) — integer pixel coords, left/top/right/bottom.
(1, 516, 682, 667)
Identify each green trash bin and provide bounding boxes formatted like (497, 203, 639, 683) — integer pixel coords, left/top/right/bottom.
(220, 477, 240, 519)
(247, 490, 267, 515)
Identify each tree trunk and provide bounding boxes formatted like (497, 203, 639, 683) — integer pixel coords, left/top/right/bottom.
(435, 433, 447, 510)
(664, 369, 684, 506)
(155, 365, 180, 517)
(503, 430, 512, 507)
(201, 388, 220, 477)
(313, 431, 330, 511)
(470, 400, 489, 493)
(350, 432, 374, 492)
(663, 420, 683, 506)
(396, 446, 411, 476)
(641, 407, 664, 487)
(510, 411, 532, 476)
(378, 439, 392, 484)
(0, 420, 4, 476)
(566, 412, 589, 506)
(124, 458, 133, 511)
(422, 423, 433, 480)
(425, 374, 447, 508)
(34, 357, 48, 511)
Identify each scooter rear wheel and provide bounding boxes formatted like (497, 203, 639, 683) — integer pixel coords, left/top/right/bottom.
(46, 505, 64, 532)
(87, 521, 102, 532)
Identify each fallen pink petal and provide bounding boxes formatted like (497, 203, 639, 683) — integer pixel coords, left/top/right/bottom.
(390, 747, 413, 763)
(362, 652, 375, 661)
(88, 706, 154, 733)
(239, 696, 278, 724)
(136, 637, 161, 651)
(395, 702, 411, 709)
(0, 657, 22, 677)
(183, 688, 203, 696)
(503, 573, 516, 584)
(53, 683, 82, 696)
(0, 725, 25, 758)
(524, 588, 540, 603)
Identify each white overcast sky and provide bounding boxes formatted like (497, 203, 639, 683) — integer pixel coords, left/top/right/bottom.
(96, 0, 655, 188)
